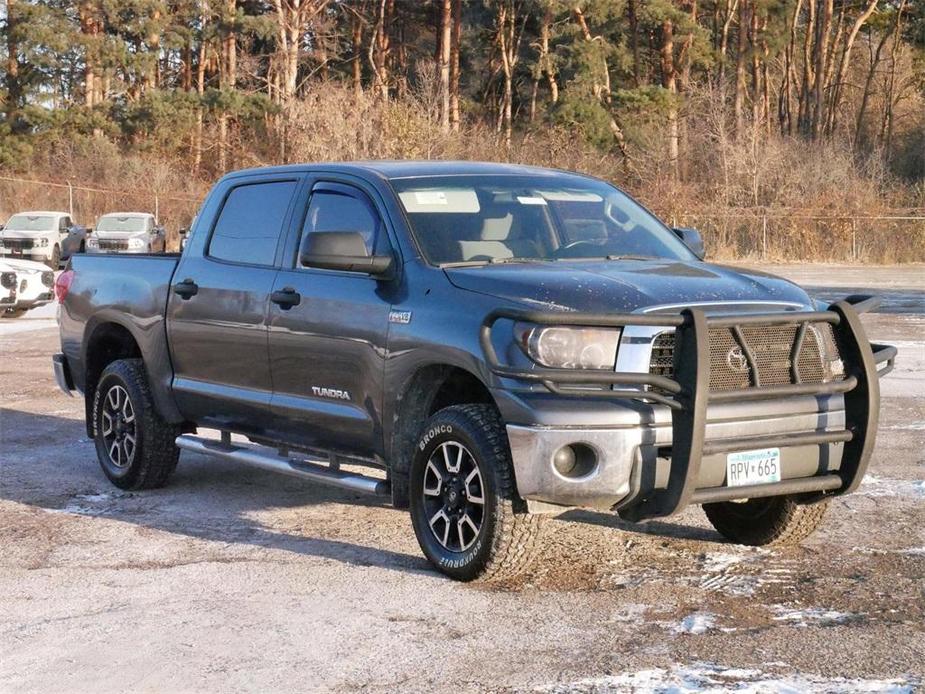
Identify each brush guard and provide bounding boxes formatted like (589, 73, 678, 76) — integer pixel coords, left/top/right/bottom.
(480, 295, 897, 520)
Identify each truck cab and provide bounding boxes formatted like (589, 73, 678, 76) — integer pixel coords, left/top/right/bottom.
(0, 211, 84, 268)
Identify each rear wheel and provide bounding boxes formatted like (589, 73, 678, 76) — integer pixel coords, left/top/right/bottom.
(93, 358, 180, 490)
(703, 496, 828, 546)
(409, 404, 544, 582)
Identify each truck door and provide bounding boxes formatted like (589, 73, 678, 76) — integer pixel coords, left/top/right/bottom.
(166, 175, 300, 436)
(267, 179, 395, 458)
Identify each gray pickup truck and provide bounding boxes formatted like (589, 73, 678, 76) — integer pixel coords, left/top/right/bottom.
(53, 162, 896, 581)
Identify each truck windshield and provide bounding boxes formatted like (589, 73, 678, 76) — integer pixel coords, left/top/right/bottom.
(4, 214, 55, 231)
(96, 216, 148, 233)
(391, 175, 694, 265)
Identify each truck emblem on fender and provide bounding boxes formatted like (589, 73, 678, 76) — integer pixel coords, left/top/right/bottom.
(311, 386, 351, 401)
(389, 310, 412, 324)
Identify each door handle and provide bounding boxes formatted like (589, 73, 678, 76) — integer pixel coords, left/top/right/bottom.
(270, 287, 301, 310)
(173, 278, 198, 299)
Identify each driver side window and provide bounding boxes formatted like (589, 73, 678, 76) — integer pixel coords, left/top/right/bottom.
(301, 188, 381, 256)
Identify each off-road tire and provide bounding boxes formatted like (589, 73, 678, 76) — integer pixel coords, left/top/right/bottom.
(409, 404, 545, 582)
(703, 496, 829, 546)
(92, 358, 180, 490)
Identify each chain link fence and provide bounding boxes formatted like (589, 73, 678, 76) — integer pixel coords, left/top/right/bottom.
(0, 176, 204, 252)
(2, 175, 923, 262)
(671, 211, 925, 264)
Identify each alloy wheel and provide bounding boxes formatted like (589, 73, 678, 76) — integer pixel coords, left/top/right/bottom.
(421, 441, 485, 552)
(100, 385, 137, 468)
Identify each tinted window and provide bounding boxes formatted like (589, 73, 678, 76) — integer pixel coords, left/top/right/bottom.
(209, 181, 297, 265)
(301, 190, 380, 254)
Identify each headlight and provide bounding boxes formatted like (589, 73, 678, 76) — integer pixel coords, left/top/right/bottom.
(0, 272, 15, 289)
(39, 238, 49, 247)
(128, 237, 146, 249)
(41, 271, 54, 287)
(515, 323, 621, 370)
(87, 237, 99, 248)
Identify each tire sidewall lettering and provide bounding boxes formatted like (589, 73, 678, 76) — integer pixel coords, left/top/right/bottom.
(418, 424, 455, 452)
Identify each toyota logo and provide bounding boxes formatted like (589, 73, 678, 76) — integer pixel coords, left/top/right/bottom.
(726, 346, 749, 373)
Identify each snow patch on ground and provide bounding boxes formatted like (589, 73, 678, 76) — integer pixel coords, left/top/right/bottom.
(860, 475, 925, 499)
(885, 421, 925, 431)
(670, 612, 717, 635)
(536, 662, 919, 693)
(50, 492, 129, 516)
(771, 605, 860, 627)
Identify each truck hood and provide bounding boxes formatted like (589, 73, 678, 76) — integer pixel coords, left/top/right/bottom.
(93, 230, 147, 240)
(444, 259, 814, 313)
(0, 257, 52, 274)
(0, 229, 53, 239)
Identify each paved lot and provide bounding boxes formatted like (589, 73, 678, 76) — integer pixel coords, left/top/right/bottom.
(1, 264, 923, 692)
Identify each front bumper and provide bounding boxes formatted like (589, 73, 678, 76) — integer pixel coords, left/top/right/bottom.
(484, 296, 896, 520)
(0, 249, 51, 262)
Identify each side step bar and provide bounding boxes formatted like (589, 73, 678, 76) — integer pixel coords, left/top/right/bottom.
(175, 434, 391, 496)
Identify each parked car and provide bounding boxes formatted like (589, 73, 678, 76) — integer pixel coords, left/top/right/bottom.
(86, 212, 166, 254)
(54, 162, 896, 581)
(0, 211, 87, 268)
(0, 257, 56, 317)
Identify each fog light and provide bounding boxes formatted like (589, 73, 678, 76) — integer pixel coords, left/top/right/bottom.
(552, 443, 598, 479)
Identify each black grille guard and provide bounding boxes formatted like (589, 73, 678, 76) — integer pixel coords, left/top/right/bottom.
(480, 295, 897, 519)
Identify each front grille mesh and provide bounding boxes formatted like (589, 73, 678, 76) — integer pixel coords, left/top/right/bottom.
(649, 323, 842, 392)
(98, 239, 129, 251)
(1, 238, 35, 250)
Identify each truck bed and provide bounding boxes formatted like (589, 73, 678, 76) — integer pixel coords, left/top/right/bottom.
(58, 252, 182, 424)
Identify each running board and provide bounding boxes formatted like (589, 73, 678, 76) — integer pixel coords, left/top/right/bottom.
(175, 434, 391, 496)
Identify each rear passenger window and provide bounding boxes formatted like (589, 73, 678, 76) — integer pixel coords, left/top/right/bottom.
(302, 190, 381, 254)
(209, 180, 297, 265)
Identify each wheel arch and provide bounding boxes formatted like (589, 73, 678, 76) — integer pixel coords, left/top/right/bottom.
(82, 321, 143, 437)
(388, 362, 499, 509)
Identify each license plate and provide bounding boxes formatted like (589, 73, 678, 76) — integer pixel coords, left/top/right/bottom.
(726, 448, 781, 487)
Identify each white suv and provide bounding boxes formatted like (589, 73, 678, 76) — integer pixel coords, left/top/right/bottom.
(0, 258, 56, 318)
(0, 211, 85, 268)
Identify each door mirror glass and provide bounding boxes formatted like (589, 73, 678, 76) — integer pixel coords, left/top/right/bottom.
(672, 227, 705, 259)
(300, 231, 393, 277)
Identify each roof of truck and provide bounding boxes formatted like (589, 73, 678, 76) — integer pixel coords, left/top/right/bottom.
(227, 160, 593, 181)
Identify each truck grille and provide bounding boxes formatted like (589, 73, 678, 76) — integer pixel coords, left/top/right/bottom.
(649, 323, 843, 391)
(98, 239, 129, 251)
(1, 238, 35, 250)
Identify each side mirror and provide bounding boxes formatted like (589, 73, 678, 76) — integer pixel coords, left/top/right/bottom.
(673, 227, 705, 259)
(300, 231, 394, 278)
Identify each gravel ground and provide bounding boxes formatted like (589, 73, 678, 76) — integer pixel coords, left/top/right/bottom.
(1, 264, 923, 693)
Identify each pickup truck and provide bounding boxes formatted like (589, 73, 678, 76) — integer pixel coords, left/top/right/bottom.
(86, 212, 167, 254)
(53, 162, 897, 581)
(0, 210, 88, 268)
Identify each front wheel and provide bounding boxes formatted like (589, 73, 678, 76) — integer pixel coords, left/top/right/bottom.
(48, 244, 60, 269)
(409, 404, 545, 582)
(92, 358, 180, 490)
(703, 496, 829, 546)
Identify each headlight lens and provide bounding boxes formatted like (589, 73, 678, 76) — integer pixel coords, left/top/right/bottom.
(128, 237, 146, 249)
(515, 323, 621, 370)
(87, 237, 99, 248)
(39, 238, 49, 247)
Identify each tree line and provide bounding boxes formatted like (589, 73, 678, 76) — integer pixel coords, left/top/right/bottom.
(2, 0, 923, 182)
